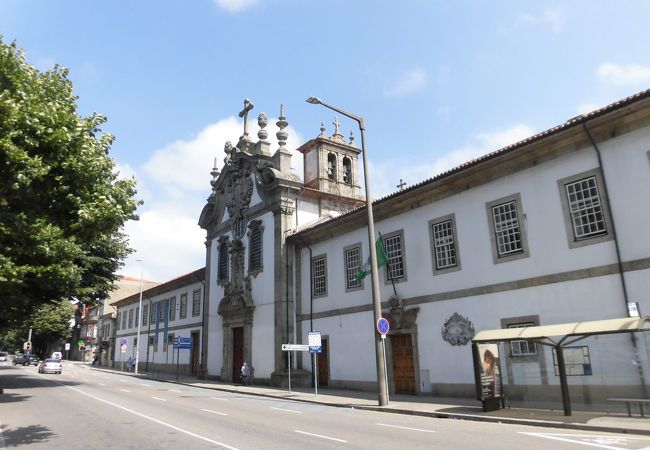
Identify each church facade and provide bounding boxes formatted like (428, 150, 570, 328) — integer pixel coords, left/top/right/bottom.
(116, 89, 650, 408)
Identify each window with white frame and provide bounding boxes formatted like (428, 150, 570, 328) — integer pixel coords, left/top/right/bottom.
(312, 255, 327, 297)
(150, 302, 157, 324)
(492, 200, 523, 256)
(135, 307, 139, 327)
(121, 311, 127, 330)
(192, 289, 201, 317)
(117, 312, 121, 330)
(508, 322, 537, 357)
(128, 309, 134, 328)
(169, 296, 176, 321)
(345, 245, 362, 290)
(383, 232, 405, 280)
(565, 176, 606, 240)
(142, 304, 149, 326)
(432, 219, 457, 270)
(180, 293, 188, 319)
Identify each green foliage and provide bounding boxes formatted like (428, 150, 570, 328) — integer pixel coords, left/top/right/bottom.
(0, 38, 140, 328)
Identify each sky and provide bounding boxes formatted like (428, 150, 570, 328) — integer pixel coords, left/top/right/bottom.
(2, 0, 650, 283)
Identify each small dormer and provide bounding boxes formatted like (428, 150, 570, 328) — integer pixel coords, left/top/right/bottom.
(296, 118, 363, 200)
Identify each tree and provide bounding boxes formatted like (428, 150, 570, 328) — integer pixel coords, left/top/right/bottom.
(0, 38, 140, 329)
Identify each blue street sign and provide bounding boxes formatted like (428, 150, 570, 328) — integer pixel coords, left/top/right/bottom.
(377, 318, 390, 335)
(173, 337, 192, 345)
(308, 331, 322, 353)
(175, 343, 192, 349)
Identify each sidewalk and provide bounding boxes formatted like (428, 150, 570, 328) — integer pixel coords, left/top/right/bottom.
(81, 363, 650, 436)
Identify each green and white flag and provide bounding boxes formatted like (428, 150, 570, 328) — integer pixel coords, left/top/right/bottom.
(356, 236, 389, 282)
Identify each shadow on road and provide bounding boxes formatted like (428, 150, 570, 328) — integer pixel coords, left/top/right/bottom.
(0, 424, 56, 446)
(0, 392, 32, 404)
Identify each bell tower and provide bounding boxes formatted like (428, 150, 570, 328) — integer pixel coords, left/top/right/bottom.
(297, 117, 364, 201)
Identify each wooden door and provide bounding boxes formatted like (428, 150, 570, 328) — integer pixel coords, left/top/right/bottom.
(318, 338, 329, 387)
(391, 333, 415, 394)
(232, 327, 244, 382)
(191, 331, 200, 374)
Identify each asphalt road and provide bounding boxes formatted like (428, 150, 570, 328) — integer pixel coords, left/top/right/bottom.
(2, 360, 650, 449)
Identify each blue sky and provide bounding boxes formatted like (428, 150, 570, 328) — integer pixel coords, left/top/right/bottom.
(2, 0, 650, 282)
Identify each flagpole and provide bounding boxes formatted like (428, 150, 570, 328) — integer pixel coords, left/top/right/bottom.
(378, 232, 397, 297)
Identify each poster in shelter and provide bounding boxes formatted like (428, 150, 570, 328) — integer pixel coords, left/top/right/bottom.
(477, 343, 502, 400)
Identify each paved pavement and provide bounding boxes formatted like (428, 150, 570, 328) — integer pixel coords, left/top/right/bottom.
(81, 362, 650, 436)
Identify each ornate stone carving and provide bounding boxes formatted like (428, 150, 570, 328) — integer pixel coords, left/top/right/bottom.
(224, 167, 253, 220)
(388, 295, 418, 330)
(441, 313, 475, 346)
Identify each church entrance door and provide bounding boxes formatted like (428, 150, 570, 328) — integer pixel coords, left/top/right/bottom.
(318, 338, 328, 387)
(391, 333, 415, 394)
(232, 327, 244, 382)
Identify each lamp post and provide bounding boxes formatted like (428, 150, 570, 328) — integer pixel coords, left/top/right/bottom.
(135, 259, 144, 375)
(306, 97, 388, 406)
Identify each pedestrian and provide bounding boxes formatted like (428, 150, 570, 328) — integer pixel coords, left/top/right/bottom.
(240, 361, 250, 386)
(127, 356, 134, 372)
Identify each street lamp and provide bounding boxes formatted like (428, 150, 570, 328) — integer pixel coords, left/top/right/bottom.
(306, 96, 388, 406)
(135, 259, 144, 375)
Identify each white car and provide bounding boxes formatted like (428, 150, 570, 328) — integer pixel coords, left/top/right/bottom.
(0, 352, 7, 362)
(38, 359, 62, 374)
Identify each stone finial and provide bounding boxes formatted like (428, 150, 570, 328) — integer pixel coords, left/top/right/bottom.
(257, 112, 268, 141)
(349, 130, 355, 146)
(276, 104, 288, 150)
(319, 122, 326, 136)
(210, 157, 220, 187)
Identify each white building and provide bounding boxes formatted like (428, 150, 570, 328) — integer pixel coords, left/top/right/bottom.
(114, 268, 204, 374)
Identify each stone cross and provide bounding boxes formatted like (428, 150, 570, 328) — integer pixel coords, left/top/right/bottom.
(333, 116, 341, 135)
(239, 99, 255, 136)
(397, 179, 407, 190)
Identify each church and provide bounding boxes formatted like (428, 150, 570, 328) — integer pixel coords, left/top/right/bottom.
(116, 89, 650, 408)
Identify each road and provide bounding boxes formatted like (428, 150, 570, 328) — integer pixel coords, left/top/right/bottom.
(2, 361, 650, 449)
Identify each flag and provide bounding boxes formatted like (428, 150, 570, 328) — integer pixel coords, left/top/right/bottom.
(356, 236, 389, 282)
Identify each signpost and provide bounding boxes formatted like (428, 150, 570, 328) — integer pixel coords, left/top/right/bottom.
(173, 337, 193, 381)
(281, 344, 310, 394)
(376, 318, 390, 404)
(65, 342, 70, 360)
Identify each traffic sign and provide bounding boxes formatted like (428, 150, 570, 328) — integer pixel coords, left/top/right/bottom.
(308, 332, 322, 353)
(120, 344, 127, 353)
(120, 338, 128, 346)
(282, 344, 309, 351)
(173, 337, 192, 344)
(64, 343, 70, 351)
(377, 318, 390, 335)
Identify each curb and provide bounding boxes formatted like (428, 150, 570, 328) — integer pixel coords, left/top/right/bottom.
(84, 365, 650, 436)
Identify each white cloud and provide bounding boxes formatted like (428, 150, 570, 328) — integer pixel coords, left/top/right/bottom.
(368, 124, 535, 198)
(384, 68, 427, 98)
(516, 6, 566, 33)
(596, 63, 650, 87)
(119, 114, 304, 281)
(214, 0, 259, 13)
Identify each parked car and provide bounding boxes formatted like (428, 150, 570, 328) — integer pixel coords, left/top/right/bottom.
(38, 359, 62, 374)
(0, 352, 7, 362)
(12, 353, 40, 366)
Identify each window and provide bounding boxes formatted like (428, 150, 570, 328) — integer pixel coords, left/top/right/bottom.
(327, 153, 336, 180)
(507, 322, 537, 357)
(135, 307, 139, 327)
(192, 289, 201, 317)
(148, 336, 154, 346)
(312, 255, 327, 297)
(553, 346, 592, 376)
(142, 304, 149, 326)
(117, 312, 121, 331)
(486, 194, 529, 263)
(344, 245, 362, 290)
(180, 293, 188, 319)
(158, 301, 165, 322)
(248, 220, 263, 274)
(342, 157, 351, 184)
(383, 232, 405, 281)
(558, 170, 612, 249)
(429, 214, 461, 275)
(217, 236, 229, 283)
(233, 216, 246, 238)
(121, 311, 127, 330)
(150, 302, 157, 324)
(169, 296, 176, 321)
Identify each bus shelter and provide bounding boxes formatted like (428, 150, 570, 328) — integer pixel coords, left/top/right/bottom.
(472, 316, 650, 416)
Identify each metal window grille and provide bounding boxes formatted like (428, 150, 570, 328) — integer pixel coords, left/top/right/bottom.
(312, 256, 327, 296)
(432, 220, 457, 269)
(192, 289, 201, 317)
(345, 247, 361, 289)
(492, 201, 523, 256)
(384, 234, 404, 279)
(249, 228, 262, 271)
(169, 297, 176, 321)
(218, 242, 229, 281)
(565, 176, 606, 240)
(142, 304, 148, 326)
(180, 294, 188, 319)
(233, 217, 246, 238)
(508, 322, 537, 356)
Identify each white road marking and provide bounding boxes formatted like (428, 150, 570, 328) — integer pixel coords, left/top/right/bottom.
(63, 385, 239, 450)
(119, 379, 128, 382)
(377, 423, 435, 433)
(151, 396, 167, 402)
(169, 389, 182, 393)
(294, 430, 347, 443)
(270, 407, 302, 414)
(119, 389, 131, 393)
(201, 409, 228, 416)
(520, 432, 650, 450)
(98, 383, 106, 386)
(210, 397, 229, 401)
(140, 383, 151, 387)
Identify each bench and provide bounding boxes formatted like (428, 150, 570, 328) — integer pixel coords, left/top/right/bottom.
(607, 398, 650, 417)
